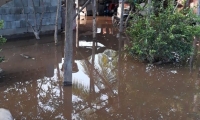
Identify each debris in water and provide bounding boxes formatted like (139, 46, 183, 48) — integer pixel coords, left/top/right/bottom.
(146, 64, 154, 72)
(170, 70, 177, 74)
(20, 54, 35, 60)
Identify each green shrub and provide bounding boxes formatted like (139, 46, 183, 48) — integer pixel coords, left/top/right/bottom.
(126, 4, 200, 63)
(0, 20, 6, 62)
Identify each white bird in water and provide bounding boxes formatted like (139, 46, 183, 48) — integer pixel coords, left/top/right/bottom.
(0, 108, 13, 120)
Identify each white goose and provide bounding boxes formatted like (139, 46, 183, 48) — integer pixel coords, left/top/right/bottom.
(0, 108, 13, 120)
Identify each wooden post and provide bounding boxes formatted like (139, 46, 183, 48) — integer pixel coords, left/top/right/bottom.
(76, 0, 80, 19)
(76, 16, 79, 48)
(63, 0, 74, 86)
(92, 0, 97, 39)
(197, 0, 200, 16)
(54, 0, 61, 45)
(119, 0, 124, 33)
(63, 87, 72, 119)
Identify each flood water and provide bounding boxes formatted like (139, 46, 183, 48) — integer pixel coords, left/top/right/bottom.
(0, 16, 200, 120)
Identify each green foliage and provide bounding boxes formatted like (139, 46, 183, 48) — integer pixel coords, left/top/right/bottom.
(0, 20, 6, 62)
(126, 4, 200, 63)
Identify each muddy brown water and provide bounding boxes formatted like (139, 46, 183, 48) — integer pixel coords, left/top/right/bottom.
(0, 16, 200, 120)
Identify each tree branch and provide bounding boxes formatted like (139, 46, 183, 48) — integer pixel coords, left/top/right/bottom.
(31, 0, 38, 30)
(125, 7, 133, 27)
(38, 0, 45, 32)
(27, 21, 36, 32)
(74, 0, 91, 19)
(20, 0, 35, 31)
(173, 1, 179, 13)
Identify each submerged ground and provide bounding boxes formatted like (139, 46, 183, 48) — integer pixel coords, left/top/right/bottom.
(0, 16, 200, 120)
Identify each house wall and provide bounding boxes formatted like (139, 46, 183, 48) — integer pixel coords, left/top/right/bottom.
(0, 0, 61, 37)
(0, 0, 12, 7)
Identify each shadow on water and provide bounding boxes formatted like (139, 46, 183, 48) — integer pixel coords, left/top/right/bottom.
(0, 16, 200, 119)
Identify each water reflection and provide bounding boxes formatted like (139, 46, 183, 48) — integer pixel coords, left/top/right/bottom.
(0, 17, 200, 119)
(72, 37, 200, 119)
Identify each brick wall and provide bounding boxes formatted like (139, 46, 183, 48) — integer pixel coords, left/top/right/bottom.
(0, 0, 61, 37)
